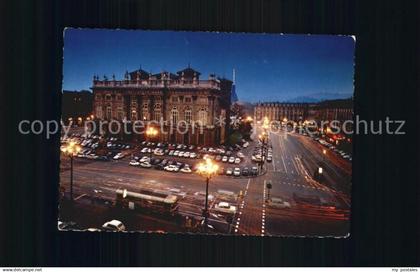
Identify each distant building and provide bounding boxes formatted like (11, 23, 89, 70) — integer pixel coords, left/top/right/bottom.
(254, 102, 309, 122)
(312, 98, 353, 122)
(61, 90, 93, 121)
(91, 66, 232, 145)
(254, 98, 353, 123)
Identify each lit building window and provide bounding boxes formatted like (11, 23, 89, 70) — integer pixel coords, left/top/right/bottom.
(171, 107, 179, 124)
(153, 104, 162, 121)
(131, 108, 137, 120)
(142, 103, 149, 120)
(184, 108, 192, 124)
(198, 108, 208, 125)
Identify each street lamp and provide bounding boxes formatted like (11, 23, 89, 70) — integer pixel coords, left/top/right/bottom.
(61, 141, 81, 201)
(196, 158, 219, 232)
(146, 126, 159, 141)
(258, 132, 268, 174)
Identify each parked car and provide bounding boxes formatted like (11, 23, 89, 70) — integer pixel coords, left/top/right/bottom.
(164, 165, 179, 172)
(228, 157, 235, 163)
(102, 220, 126, 232)
(140, 161, 152, 168)
(234, 158, 241, 164)
(242, 167, 249, 176)
(233, 167, 241, 176)
(226, 168, 233, 176)
(237, 152, 245, 158)
(139, 156, 150, 163)
(222, 156, 228, 162)
(180, 165, 192, 173)
(129, 160, 140, 166)
(251, 166, 259, 176)
(113, 153, 125, 160)
(189, 152, 197, 159)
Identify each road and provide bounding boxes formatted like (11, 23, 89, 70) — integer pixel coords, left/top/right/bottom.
(59, 123, 351, 237)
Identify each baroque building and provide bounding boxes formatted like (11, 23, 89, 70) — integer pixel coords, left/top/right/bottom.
(91, 67, 232, 146)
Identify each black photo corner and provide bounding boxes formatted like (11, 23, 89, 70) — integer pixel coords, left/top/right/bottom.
(0, 0, 419, 267)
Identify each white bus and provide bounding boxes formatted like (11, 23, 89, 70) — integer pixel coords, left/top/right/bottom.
(115, 188, 179, 216)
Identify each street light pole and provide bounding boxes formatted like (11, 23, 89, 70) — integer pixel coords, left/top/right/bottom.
(70, 154, 74, 201)
(203, 176, 210, 231)
(61, 141, 81, 203)
(197, 158, 218, 233)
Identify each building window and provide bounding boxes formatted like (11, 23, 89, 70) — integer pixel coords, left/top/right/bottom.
(171, 96, 178, 103)
(198, 108, 208, 125)
(185, 96, 192, 103)
(155, 96, 162, 103)
(96, 95, 101, 100)
(171, 107, 179, 124)
(142, 103, 149, 120)
(117, 107, 124, 120)
(95, 106, 102, 119)
(131, 108, 137, 120)
(116, 95, 122, 101)
(184, 108, 192, 124)
(106, 94, 112, 101)
(198, 97, 208, 104)
(106, 106, 112, 119)
(153, 104, 162, 121)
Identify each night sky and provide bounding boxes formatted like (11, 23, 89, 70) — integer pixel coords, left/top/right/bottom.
(63, 29, 355, 102)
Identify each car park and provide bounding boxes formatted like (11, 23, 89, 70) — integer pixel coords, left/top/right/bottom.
(102, 220, 126, 232)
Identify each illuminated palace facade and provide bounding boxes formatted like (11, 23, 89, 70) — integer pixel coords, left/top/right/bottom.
(91, 67, 232, 146)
